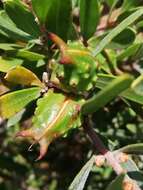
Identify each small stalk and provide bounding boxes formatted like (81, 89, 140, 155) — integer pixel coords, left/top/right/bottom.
(102, 50, 115, 74)
(83, 117, 124, 175)
(83, 117, 141, 190)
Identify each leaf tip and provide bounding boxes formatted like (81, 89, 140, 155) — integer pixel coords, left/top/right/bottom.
(35, 138, 50, 161)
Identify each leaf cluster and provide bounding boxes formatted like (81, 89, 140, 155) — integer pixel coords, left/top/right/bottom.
(0, 0, 143, 189)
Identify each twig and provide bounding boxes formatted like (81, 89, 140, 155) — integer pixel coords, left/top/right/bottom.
(83, 117, 124, 175)
(83, 117, 141, 190)
(83, 117, 107, 154)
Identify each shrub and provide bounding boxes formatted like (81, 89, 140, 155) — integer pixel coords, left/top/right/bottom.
(0, 0, 143, 189)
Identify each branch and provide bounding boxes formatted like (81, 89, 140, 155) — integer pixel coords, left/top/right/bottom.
(83, 117, 141, 190)
(83, 117, 124, 175)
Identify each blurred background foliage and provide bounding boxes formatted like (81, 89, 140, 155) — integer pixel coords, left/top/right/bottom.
(1, 0, 143, 189)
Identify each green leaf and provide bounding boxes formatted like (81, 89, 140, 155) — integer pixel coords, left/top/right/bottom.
(117, 9, 138, 23)
(7, 109, 25, 127)
(80, 0, 100, 40)
(32, 90, 81, 140)
(122, 89, 143, 105)
(118, 143, 143, 155)
(93, 8, 143, 56)
(68, 24, 78, 41)
(16, 90, 82, 159)
(122, 0, 141, 12)
(32, 0, 72, 41)
(0, 43, 21, 50)
(0, 43, 45, 61)
(95, 74, 116, 89)
(16, 49, 45, 61)
(81, 74, 133, 115)
(96, 74, 143, 105)
(46, 0, 72, 41)
(5, 66, 44, 87)
(106, 174, 125, 190)
(68, 156, 95, 190)
(137, 20, 143, 30)
(117, 43, 141, 61)
(32, 91, 64, 135)
(121, 158, 143, 188)
(89, 28, 136, 51)
(0, 87, 41, 118)
(131, 74, 143, 95)
(0, 56, 23, 72)
(31, 0, 52, 24)
(133, 44, 143, 60)
(0, 10, 32, 41)
(4, 0, 40, 38)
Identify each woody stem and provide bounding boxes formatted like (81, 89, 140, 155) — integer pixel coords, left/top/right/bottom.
(83, 116, 125, 175)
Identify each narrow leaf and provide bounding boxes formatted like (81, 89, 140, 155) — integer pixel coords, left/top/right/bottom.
(7, 109, 25, 127)
(117, 43, 141, 61)
(5, 66, 44, 87)
(0, 43, 21, 51)
(32, 0, 72, 41)
(0, 43, 45, 61)
(31, 0, 52, 24)
(0, 56, 23, 72)
(16, 49, 45, 61)
(131, 75, 143, 95)
(80, 0, 100, 40)
(122, 158, 143, 188)
(0, 87, 41, 118)
(69, 156, 95, 190)
(106, 174, 125, 190)
(0, 10, 32, 41)
(4, 0, 40, 38)
(81, 74, 133, 115)
(93, 8, 143, 56)
(96, 74, 143, 105)
(123, 89, 143, 105)
(46, 0, 72, 41)
(118, 143, 143, 155)
(122, 0, 141, 12)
